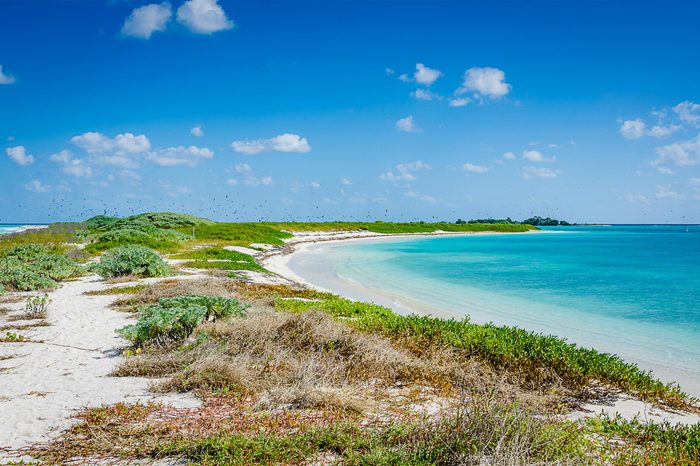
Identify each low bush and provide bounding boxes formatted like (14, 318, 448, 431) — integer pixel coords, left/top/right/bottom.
(181, 223, 292, 247)
(173, 248, 268, 273)
(274, 296, 691, 409)
(118, 304, 207, 346)
(94, 245, 171, 278)
(117, 295, 246, 346)
(0, 244, 82, 291)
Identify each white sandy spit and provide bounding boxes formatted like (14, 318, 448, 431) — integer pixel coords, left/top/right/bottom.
(0, 274, 201, 461)
(261, 230, 700, 426)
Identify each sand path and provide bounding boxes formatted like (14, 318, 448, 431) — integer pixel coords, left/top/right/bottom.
(0, 275, 199, 460)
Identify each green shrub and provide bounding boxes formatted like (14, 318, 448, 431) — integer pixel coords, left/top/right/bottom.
(182, 223, 292, 247)
(94, 245, 171, 278)
(85, 221, 192, 253)
(159, 295, 247, 320)
(117, 295, 246, 346)
(0, 244, 82, 291)
(118, 304, 207, 346)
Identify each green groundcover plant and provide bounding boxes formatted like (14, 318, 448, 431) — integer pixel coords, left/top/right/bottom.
(118, 295, 247, 346)
(0, 244, 82, 291)
(94, 245, 171, 278)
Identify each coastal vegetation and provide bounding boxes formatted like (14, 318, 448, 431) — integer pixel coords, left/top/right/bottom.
(93, 245, 171, 278)
(2, 212, 698, 464)
(0, 244, 82, 291)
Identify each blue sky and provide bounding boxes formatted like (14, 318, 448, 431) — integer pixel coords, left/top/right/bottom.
(1, 0, 699, 223)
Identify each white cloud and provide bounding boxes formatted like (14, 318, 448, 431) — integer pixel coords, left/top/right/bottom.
(414, 63, 442, 86)
(385, 68, 395, 75)
(395, 115, 419, 132)
(6, 146, 34, 166)
(652, 133, 700, 172)
(521, 166, 559, 179)
(689, 177, 700, 186)
(341, 177, 352, 185)
(411, 89, 440, 101)
(463, 162, 489, 173)
(648, 124, 681, 138)
(380, 160, 429, 181)
(619, 119, 646, 139)
(24, 180, 52, 193)
(177, 0, 233, 34)
(458, 67, 511, 99)
(232, 163, 272, 186)
(309, 181, 321, 189)
(404, 190, 436, 203)
(654, 185, 683, 200)
(624, 192, 648, 203)
(121, 2, 172, 39)
(448, 97, 470, 107)
(71, 131, 150, 156)
(502, 151, 516, 160)
(0, 65, 16, 85)
(673, 101, 700, 125)
(71, 131, 150, 169)
(190, 125, 204, 137)
(147, 145, 214, 166)
(398, 74, 411, 82)
(50, 150, 93, 177)
(231, 133, 311, 154)
(226, 178, 238, 186)
(522, 150, 556, 163)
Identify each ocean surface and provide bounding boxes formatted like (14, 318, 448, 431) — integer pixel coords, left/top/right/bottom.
(0, 224, 36, 235)
(288, 225, 700, 396)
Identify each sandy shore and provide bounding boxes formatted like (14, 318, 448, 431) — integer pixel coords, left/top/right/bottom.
(261, 230, 700, 426)
(0, 274, 201, 461)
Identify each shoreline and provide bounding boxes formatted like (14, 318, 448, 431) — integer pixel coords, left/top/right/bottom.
(261, 229, 700, 425)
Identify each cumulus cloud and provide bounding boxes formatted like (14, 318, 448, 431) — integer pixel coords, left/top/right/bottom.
(651, 133, 700, 172)
(502, 151, 516, 160)
(231, 133, 311, 154)
(177, 0, 233, 34)
(414, 63, 442, 86)
(50, 150, 94, 178)
(24, 180, 51, 193)
(619, 119, 646, 139)
(395, 115, 419, 132)
(0, 65, 15, 85)
(380, 160, 429, 181)
(411, 89, 440, 101)
(522, 150, 556, 163)
(190, 125, 204, 137)
(448, 97, 470, 107)
(462, 163, 489, 173)
(673, 101, 700, 125)
(521, 166, 559, 179)
(230, 163, 273, 186)
(6, 146, 34, 166)
(648, 124, 681, 138)
(121, 2, 172, 39)
(624, 192, 648, 203)
(71, 131, 150, 169)
(147, 145, 214, 166)
(655, 185, 683, 200)
(458, 67, 511, 99)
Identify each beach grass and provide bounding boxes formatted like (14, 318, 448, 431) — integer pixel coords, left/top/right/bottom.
(265, 221, 536, 234)
(273, 295, 692, 410)
(172, 247, 268, 273)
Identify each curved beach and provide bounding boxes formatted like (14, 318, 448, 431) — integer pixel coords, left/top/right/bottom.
(264, 229, 700, 401)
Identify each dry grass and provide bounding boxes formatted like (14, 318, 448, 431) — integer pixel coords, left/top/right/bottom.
(0, 320, 50, 331)
(112, 278, 239, 311)
(6, 309, 47, 321)
(118, 307, 455, 413)
(84, 284, 147, 296)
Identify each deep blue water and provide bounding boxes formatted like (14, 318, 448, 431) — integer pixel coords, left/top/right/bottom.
(297, 225, 700, 393)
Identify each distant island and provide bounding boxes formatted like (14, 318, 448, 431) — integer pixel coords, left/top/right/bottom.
(456, 216, 572, 226)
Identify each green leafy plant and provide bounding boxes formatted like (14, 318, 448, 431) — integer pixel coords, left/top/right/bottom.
(25, 294, 51, 319)
(0, 244, 82, 291)
(117, 295, 246, 346)
(94, 245, 171, 278)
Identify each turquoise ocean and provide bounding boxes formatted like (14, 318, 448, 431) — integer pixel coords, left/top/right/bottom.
(288, 225, 700, 395)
